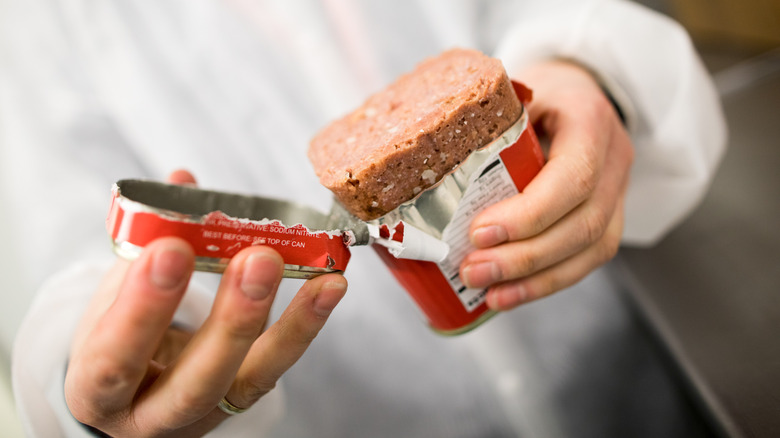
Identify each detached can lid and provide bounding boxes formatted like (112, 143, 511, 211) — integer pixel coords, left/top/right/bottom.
(107, 179, 369, 278)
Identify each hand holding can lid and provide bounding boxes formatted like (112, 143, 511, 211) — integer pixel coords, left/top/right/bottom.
(73, 171, 349, 437)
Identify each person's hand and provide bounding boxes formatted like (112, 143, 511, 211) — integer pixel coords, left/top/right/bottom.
(65, 170, 347, 437)
(460, 60, 634, 310)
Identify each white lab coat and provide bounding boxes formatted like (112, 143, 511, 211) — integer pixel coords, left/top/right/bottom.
(0, 0, 726, 437)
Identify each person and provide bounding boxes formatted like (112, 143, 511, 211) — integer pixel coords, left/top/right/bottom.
(1, 0, 726, 436)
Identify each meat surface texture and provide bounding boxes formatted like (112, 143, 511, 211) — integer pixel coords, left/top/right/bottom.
(308, 48, 522, 221)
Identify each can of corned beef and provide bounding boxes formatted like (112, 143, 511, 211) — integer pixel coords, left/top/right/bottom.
(368, 90, 544, 335)
(107, 106, 542, 335)
(107, 51, 545, 335)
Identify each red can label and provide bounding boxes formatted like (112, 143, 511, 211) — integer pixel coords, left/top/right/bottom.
(107, 183, 352, 275)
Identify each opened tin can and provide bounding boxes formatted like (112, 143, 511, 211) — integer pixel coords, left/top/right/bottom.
(106, 82, 544, 335)
(369, 84, 544, 334)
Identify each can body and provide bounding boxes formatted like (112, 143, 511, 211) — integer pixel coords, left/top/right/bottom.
(372, 105, 545, 335)
(105, 81, 543, 335)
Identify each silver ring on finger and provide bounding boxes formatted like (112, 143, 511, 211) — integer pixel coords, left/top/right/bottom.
(217, 396, 248, 415)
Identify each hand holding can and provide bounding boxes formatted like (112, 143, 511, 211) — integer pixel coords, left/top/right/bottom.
(462, 60, 633, 311)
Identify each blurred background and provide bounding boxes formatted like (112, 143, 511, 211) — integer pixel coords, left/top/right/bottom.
(613, 1, 780, 437)
(1, 0, 778, 436)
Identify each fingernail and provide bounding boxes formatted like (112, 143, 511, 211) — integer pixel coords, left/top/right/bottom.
(240, 253, 280, 300)
(462, 261, 502, 289)
(313, 281, 347, 317)
(150, 248, 190, 289)
(471, 225, 508, 248)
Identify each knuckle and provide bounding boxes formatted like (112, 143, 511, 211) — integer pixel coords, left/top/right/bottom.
(516, 205, 547, 238)
(572, 152, 599, 196)
(582, 206, 609, 244)
(216, 312, 265, 340)
(87, 355, 139, 395)
(286, 319, 321, 346)
(168, 387, 214, 420)
(528, 210, 548, 237)
(237, 377, 277, 407)
(275, 311, 322, 349)
(508, 249, 536, 277)
(597, 229, 622, 265)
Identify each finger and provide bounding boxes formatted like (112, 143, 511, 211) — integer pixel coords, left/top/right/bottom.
(70, 258, 133, 358)
(167, 169, 197, 186)
(136, 246, 284, 429)
(462, 126, 632, 288)
(71, 169, 197, 357)
(225, 274, 347, 410)
(462, 201, 612, 290)
(469, 84, 615, 247)
(65, 237, 194, 421)
(486, 195, 626, 311)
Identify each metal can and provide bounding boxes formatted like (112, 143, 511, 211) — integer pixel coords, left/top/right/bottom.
(369, 82, 545, 335)
(106, 81, 544, 335)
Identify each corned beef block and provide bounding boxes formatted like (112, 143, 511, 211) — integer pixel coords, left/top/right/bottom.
(308, 48, 522, 220)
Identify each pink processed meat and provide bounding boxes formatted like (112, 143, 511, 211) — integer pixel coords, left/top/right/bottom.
(308, 48, 522, 220)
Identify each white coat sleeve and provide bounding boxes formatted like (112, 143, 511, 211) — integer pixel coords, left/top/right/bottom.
(494, 0, 727, 246)
(11, 262, 285, 438)
(1, 1, 286, 435)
